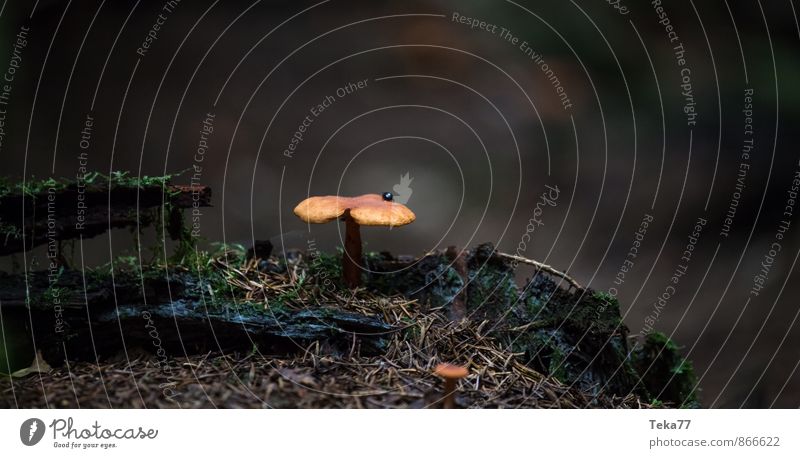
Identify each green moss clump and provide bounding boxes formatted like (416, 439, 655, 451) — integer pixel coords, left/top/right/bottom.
(0, 171, 180, 201)
(366, 252, 464, 310)
(106, 171, 176, 191)
(84, 243, 248, 314)
(0, 222, 22, 240)
(0, 172, 189, 254)
(633, 332, 699, 407)
(507, 275, 642, 397)
(20, 177, 69, 197)
(178, 243, 246, 310)
(365, 242, 518, 320)
(465, 243, 519, 322)
(307, 250, 345, 291)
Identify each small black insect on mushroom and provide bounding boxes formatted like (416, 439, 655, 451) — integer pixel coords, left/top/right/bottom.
(381, 192, 393, 202)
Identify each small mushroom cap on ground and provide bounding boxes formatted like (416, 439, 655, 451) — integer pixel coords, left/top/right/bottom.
(434, 363, 469, 379)
(294, 194, 415, 226)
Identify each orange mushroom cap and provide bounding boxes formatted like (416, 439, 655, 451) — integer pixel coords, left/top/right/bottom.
(434, 363, 469, 379)
(294, 194, 416, 226)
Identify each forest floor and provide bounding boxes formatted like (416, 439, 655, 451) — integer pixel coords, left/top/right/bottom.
(0, 242, 684, 408)
(0, 175, 698, 408)
(2, 348, 646, 408)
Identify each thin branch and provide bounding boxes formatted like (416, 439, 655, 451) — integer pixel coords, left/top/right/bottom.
(496, 252, 582, 290)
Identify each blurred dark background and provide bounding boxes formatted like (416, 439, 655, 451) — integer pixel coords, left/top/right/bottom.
(0, 0, 798, 407)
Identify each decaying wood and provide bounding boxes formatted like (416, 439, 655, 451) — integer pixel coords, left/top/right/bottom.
(445, 246, 468, 321)
(0, 183, 211, 256)
(0, 268, 394, 365)
(37, 301, 394, 363)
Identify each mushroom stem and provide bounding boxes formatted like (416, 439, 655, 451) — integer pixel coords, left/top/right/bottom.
(442, 378, 457, 409)
(343, 213, 363, 288)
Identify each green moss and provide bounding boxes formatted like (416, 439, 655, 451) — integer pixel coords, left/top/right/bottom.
(23, 266, 73, 310)
(22, 177, 68, 197)
(89, 254, 158, 280)
(401, 318, 421, 342)
(81, 170, 181, 193)
(41, 285, 72, 307)
(524, 293, 546, 316)
(633, 332, 699, 407)
(83, 242, 247, 313)
(0, 177, 11, 198)
(0, 172, 191, 257)
(276, 286, 302, 306)
(178, 243, 246, 310)
(170, 219, 197, 262)
(307, 250, 345, 291)
(0, 171, 181, 201)
(466, 266, 518, 321)
(230, 300, 285, 318)
(262, 300, 290, 315)
(427, 263, 465, 308)
(0, 222, 22, 240)
(542, 333, 569, 381)
(506, 275, 643, 397)
(366, 253, 464, 309)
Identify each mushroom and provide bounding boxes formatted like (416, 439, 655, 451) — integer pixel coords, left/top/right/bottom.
(434, 363, 468, 409)
(293, 193, 415, 288)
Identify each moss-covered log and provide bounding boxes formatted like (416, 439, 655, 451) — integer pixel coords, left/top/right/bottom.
(0, 267, 394, 369)
(0, 232, 695, 406)
(363, 242, 698, 406)
(0, 173, 211, 255)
